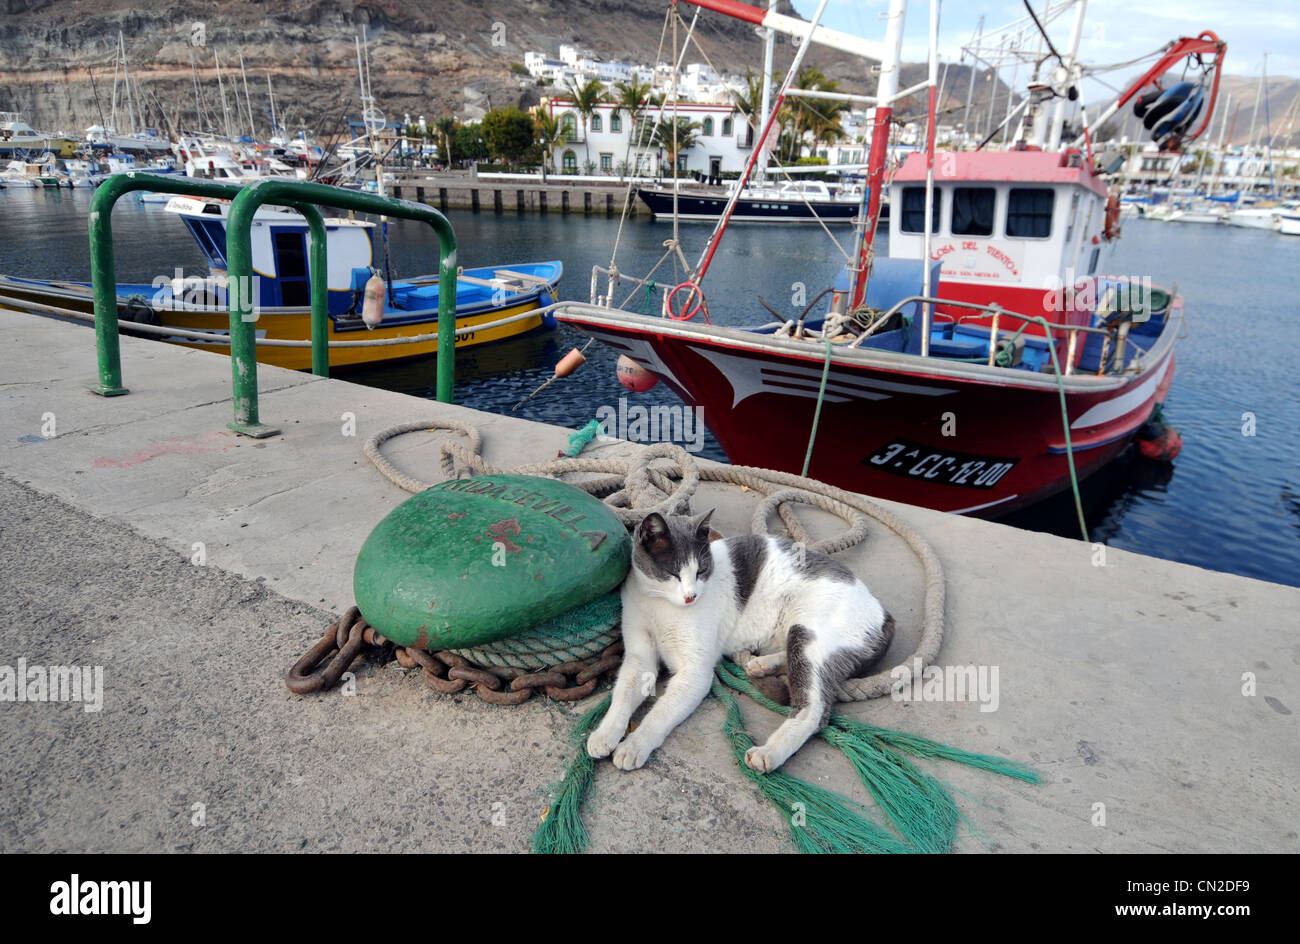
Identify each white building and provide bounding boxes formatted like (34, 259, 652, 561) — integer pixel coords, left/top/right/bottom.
(544, 98, 756, 177)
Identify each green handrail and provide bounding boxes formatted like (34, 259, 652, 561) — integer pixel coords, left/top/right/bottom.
(88, 173, 330, 399)
(226, 180, 458, 437)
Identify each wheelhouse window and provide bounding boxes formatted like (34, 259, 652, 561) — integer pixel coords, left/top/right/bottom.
(951, 186, 995, 236)
(899, 186, 942, 234)
(1006, 188, 1055, 238)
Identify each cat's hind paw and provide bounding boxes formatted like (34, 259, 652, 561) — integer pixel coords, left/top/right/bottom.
(586, 723, 624, 759)
(744, 745, 777, 774)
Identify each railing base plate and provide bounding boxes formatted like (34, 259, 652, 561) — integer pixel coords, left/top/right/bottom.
(90, 383, 130, 397)
(227, 422, 281, 439)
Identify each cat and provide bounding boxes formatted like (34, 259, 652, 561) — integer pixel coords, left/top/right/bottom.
(587, 509, 894, 773)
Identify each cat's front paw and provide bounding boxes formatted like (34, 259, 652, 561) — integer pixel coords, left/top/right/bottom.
(586, 722, 625, 759)
(744, 745, 778, 774)
(744, 656, 774, 678)
(612, 733, 656, 770)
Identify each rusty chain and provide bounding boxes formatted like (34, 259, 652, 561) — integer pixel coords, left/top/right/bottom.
(287, 606, 623, 705)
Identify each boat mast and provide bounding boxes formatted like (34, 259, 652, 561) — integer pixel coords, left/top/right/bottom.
(849, 0, 906, 310)
(239, 52, 255, 140)
(215, 51, 233, 140)
(1261, 52, 1275, 194)
(755, 0, 777, 183)
(1046, 0, 1087, 150)
(267, 72, 279, 139)
(919, 0, 939, 356)
(190, 48, 204, 130)
(1207, 92, 1230, 194)
(962, 15, 984, 146)
(119, 32, 137, 134)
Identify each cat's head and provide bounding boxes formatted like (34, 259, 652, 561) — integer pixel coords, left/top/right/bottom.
(632, 509, 715, 607)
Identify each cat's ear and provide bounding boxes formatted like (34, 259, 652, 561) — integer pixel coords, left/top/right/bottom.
(692, 508, 715, 541)
(639, 512, 671, 557)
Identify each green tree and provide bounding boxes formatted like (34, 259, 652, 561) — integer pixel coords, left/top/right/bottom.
(564, 76, 608, 167)
(455, 122, 488, 163)
(482, 106, 536, 164)
(648, 116, 700, 177)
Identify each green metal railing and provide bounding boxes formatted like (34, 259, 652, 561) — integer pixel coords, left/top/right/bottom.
(88, 174, 458, 437)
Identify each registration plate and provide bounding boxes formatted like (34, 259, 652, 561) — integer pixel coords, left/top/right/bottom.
(863, 440, 1019, 489)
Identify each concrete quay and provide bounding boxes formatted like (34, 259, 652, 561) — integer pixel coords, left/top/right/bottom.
(0, 308, 1295, 853)
(386, 170, 645, 217)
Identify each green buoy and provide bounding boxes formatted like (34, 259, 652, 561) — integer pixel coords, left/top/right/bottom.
(354, 475, 630, 651)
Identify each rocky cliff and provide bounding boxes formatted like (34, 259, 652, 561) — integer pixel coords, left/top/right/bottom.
(0, 0, 984, 140)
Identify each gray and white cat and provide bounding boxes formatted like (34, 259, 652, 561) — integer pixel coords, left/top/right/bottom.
(587, 510, 894, 773)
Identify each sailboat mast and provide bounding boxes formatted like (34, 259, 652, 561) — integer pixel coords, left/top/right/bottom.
(120, 32, 137, 133)
(756, 0, 777, 183)
(215, 51, 232, 140)
(267, 72, 278, 138)
(190, 48, 203, 130)
(1208, 91, 1230, 194)
(239, 52, 255, 140)
(1261, 52, 1275, 194)
(919, 0, 939, 357)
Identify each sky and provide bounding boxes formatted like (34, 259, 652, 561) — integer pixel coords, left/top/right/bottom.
(788, 0, 1299, 98)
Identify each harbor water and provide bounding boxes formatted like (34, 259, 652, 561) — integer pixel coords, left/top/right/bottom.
(2, 186, 1297, 588)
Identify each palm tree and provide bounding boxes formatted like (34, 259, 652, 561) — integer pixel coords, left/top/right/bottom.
(650, 117, 700, 178)
(564, 77, 608, 168)
(782, 67, 849, 162)
(729, 68, 769, 146)
(432, 116, 457, 168)
(533, 110, 562, 181)
(613, 77, 652, 177)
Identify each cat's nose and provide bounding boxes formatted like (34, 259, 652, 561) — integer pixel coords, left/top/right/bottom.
(683, 593, 696, 604)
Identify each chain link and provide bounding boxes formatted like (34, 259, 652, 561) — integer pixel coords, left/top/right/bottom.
(287, 606, 623, 704)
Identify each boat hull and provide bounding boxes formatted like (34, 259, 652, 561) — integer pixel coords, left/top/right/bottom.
(636, 187, 866, 223)
(554, 304, 1179, 518)
(0, 273, 560, 371)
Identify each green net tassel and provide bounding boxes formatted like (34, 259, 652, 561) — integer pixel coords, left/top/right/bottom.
(532, 695, 609, 854)
(710, 675, 914, 854)
(715, 659, 1040, 853)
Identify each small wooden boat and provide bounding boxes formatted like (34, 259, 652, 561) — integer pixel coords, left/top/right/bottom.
(0, 196, 562, 370)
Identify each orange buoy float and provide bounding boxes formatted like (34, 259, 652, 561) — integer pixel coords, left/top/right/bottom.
(616, 354, 658, 392)
(1138, 416, 1182, 462)
(554, 347, 587, 377)
(511, 346, 590, 411)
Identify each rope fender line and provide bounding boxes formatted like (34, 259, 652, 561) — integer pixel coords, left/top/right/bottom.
(363, 419, 946, 703)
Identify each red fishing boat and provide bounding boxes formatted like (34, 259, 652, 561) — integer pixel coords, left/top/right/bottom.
(552, 0, 1225, 523)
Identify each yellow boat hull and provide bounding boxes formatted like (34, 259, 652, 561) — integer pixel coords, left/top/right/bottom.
(162, 300, 549, 370)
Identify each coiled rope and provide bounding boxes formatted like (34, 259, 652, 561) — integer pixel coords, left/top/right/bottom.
(364, 419, 946, 702)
